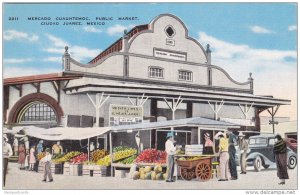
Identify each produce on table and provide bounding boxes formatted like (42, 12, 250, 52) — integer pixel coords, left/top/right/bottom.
(113, 148, 137, 162)
(119, 155, 137, 164)
(154, 165, 162, 173)
(90, 149, 108, 162)
(96, 147, 137, 166)
(133, 171, 140, 180)
(52, 153, 65, 160)
(70, 153, 88, 164)
(151, 171, 157, 180)
(135, 149, 167, 163)
(37, 152, 46, 161)
(113, 146, 130, 153)
(52, 151, 81, 163)
(135, 165, 165, 180)
(178, 156, 201, 161)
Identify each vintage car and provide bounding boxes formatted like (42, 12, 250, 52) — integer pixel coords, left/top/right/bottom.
(286, 138, 297, 153)
(246, 134, 297, 172)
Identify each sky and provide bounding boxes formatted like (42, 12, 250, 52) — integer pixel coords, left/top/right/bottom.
(2, 3, 297, 120)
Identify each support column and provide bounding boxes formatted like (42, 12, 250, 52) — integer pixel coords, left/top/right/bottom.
(150, 99, 158, 122)
(87, 92, 110, 127)
(186, 101, 193, 118)
(267, 105, 280, 134)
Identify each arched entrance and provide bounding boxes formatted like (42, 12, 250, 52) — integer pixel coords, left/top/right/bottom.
(8, 93, 64, 125)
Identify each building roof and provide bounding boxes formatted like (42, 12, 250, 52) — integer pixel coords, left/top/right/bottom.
(3, 72, 81, 85)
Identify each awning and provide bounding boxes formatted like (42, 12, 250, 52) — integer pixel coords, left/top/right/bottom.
(111, 117, 240, 131)
(13, 117, 239, 141)
(21, 126, 110, 141)
(220, 117, 255, 127)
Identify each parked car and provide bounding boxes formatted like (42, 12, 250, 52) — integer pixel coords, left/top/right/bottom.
(246, 134, 297, 172)
(286, 138, 297, 153)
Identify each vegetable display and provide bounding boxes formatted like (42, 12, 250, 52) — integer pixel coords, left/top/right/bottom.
(52, 151, 81, 163)
(70, 153, 88, 164)
(119, 155, 137, 164)
(96, 147, 137, 166)
(133, 165, 166, 180)
(135, 149, 166, 163)
(90, 149, 108, 162)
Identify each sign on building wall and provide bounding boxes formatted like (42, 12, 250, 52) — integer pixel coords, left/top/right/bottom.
(109, 104, 143, 126)
(154, 48, 187, 61)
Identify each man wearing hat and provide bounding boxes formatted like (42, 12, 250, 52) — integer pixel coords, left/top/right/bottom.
(238, 132, 248, 174)
(40, 148, 53, 182)
(3, 136, 13, 187)
(165, 131, 176, 182)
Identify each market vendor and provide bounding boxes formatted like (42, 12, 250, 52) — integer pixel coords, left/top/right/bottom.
(52, 141, 63, 155)
(203, 132, 214, 155)
(165, 131, 176, 182)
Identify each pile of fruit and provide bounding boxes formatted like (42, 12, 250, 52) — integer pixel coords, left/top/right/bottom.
(52, 153, 65, 160)
(178, 156, 201, 161)
(133, 165, 167, 180)
(96, 155, 111, 166)
(52, 151, 81, 163)
(70, 153, 88, 164)
(135, 149, 167, 163)
(113, 146, 130, 153)
(113, 148, 137, 162)
(90, 149, 108, 162)
(96, 147, 137, 166)
(37, 152, 46, 161)
(119, 155, 137, 164)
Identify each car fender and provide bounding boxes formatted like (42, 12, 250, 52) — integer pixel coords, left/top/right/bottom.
(247, 152, 274, 165)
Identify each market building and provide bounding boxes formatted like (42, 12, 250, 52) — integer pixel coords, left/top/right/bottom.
(3, 14, 291, 150)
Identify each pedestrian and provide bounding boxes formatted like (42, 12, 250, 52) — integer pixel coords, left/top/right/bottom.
(13, 136, 19, 156)
(273, 134, 289, 185)
(29, 145, 36, 171)
(227, 130, 238, 180)
(3, 137, 13, 187)
(238, 132, 248, 174)
(18, 143, 26, 170)
(37, 140, 44, 154)
(34, 145, 39, 172)
(41, 148, 53, 182)
(215, 131, 230, 181)
(20, 136, 29, 154)
(52, 141, 63, 155)
(203, 132, 214, 154)
(24, 153, 29, 171)
(165, 131, 176, 182)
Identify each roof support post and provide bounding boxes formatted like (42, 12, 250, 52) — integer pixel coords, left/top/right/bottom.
(238, 102, 254, 119)
(267, 105, 280, 134)
(87, 92, 110, 127)
(208, 100, 224, 120)
(128, 93, 149, 106)
(163, 96, 184, 131)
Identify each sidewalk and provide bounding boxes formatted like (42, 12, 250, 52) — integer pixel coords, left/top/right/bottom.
(4, 162, 297, 190)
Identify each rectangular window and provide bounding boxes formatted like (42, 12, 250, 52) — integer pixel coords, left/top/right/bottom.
(178, 70, 192, 81)
(149, 67, 164, 78)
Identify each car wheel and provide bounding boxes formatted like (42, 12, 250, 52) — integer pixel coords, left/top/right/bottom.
(254, 156, 262, 172)
(263, 164, 270, 169)
(288, 156, 297, 169)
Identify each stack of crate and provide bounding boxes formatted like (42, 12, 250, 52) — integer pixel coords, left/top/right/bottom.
(63, 162, 70, 175)
(185, 145, 203, 155)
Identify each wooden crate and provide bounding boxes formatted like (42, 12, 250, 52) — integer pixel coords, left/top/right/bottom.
(100, 166, 111, 177)
(82, 165, 90, 176)
(63, 162, 70, 176)
(69, 164, 83, 176)
(51, 163, 63, 174)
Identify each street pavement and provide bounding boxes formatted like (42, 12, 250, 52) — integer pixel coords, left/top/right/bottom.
(3, 162, 298, 190)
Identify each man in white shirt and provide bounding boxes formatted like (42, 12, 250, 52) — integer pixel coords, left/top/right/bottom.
(165, 131, 176, 182)
(3, 137, 13, 187)
(41, 148, 53, 182)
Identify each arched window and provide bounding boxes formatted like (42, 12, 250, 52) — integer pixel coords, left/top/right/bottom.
(17, 101, 57, 123)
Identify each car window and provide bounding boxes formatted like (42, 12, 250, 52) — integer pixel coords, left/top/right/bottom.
(249, 138, 267, 145)
(269, 139, 275, 145)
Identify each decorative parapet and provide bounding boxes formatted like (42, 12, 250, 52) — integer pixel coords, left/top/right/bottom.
(62, 46, 70, 71)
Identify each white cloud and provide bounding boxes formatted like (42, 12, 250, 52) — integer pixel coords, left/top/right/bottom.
(45, 33, 68, 47)
(288, 25, 297, 31)
(107, 24, 135, 36)
(44, 34, 101, 63)
(198, 32, 297, 120)
(249, 25, 274, 34)
(43, 57, 62, 63)
(4, 30, 38, 42)
(3, 58, 33, 64)
(83, 26, 102, 33)
(3, 67, 60, 78)
(70, 46, 101, 62)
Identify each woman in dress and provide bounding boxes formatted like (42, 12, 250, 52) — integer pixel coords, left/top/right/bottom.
(29, 145, 36, 171)
(273, 134, 289, 185)
(18, 143, 26, 170)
